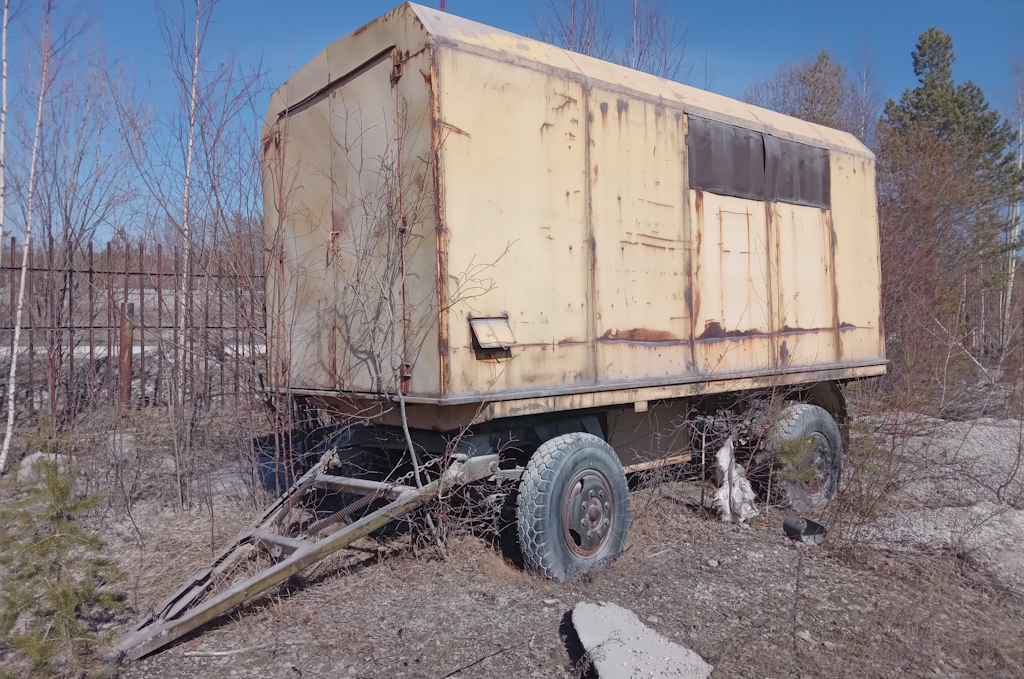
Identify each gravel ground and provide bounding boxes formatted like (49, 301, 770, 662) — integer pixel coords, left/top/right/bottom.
(854, 416, 1024, 596)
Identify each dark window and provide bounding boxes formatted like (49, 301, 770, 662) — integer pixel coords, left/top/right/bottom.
(763, 135, 830, 208)
(687, 116, 764, 201)
(688, 116, 831, 208)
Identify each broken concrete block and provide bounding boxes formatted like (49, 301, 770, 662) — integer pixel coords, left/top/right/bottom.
(572, 602, 713, 679)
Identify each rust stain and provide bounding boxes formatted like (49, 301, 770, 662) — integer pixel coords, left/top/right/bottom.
(839, 322, 856, 330)
(554, 94, 578, 111)
(328, 325, 338, 385)
(442, 121, 470, 137)
(331, 209, 347, 236)
(429, 48, 449, 395)
(697, 322, 767, 341)
(353, 25, 368, 36)
(600, 328, 675, 342)
(540, 122, 553, 134)
(582, 85, 599, 382)
(779, 325, 834, 334)
(600, 101, 609, 125)
(825, 209, 842, 360)
(763, 201, 779, 369)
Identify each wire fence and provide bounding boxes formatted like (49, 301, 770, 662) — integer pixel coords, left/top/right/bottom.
(0, 235, 267, 425)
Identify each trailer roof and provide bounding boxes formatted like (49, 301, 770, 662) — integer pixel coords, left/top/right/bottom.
(270, 3, 872, 159)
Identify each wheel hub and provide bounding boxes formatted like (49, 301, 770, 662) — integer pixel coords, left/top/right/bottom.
(799, 432, 831, 497)
(562, 468, 615, 557)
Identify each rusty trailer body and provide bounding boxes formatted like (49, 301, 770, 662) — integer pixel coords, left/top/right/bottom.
(263, 3, 885, 451)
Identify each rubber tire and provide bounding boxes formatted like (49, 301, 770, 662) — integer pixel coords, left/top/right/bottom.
(768, 403, 844, 512)
(516, 433, 630, 581)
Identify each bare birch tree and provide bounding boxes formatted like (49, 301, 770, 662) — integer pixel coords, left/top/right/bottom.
(0, 0, 8, 268)
(999, 62, 1024, 352)
(0, 0, 52, 474)
(174, 0, 201, 416)
(536, 0, 613, 60)
(621, 0, 689, 81)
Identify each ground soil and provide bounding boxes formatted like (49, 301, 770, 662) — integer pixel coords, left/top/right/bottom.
(104, 413, 1024, 679)
(7, 409, 1023, 679)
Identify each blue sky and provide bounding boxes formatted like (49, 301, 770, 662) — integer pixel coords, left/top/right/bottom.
(88, 0, 1023, 120)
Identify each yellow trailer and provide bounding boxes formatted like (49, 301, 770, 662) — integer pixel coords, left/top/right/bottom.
(263, 2, 884, 429)
(113, 5, 887, 660)
(260, 0, 884, 575)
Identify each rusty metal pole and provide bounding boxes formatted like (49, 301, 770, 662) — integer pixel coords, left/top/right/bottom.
(119, 302, 133, 406)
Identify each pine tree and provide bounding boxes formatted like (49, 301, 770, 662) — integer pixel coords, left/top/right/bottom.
(884, 27, 1021, 207)
(0, 461, 123, 677)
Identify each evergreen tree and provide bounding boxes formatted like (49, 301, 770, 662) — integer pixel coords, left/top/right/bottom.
(877, 28, 1024, 397)
(884, 27, 1021, 206)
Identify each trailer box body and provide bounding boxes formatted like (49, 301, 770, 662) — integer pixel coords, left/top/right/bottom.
(263, 3, 886, 430)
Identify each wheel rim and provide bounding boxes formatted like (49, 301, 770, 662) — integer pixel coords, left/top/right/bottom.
(798, 432, 832, 497)
(561, 467, 615, 557)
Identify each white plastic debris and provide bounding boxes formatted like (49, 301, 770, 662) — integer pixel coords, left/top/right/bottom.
(714, 438, 759, 524)
(572, 602, 713, 679)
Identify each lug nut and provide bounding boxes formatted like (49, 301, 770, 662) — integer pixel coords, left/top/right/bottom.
(604, 502, 610, 510)
(581, 519, 587, 527)
(603, 518, 610, 526)
(587, 530, 592, 538)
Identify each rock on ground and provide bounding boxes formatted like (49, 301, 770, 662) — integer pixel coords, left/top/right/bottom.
(15, 451, 67, 482)
(572, 601, 713, 679)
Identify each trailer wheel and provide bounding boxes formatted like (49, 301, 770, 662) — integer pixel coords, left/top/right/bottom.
(768, 404, 843, 512)
(516, 433, 630, 581)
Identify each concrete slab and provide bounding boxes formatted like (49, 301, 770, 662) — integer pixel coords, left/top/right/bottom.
(572, 601, 713, 679)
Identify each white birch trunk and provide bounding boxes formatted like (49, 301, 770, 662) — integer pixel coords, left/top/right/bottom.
(1001, 102, 1023, 352)
(176, 0, 201, 411)
(0, 7, 49, 475)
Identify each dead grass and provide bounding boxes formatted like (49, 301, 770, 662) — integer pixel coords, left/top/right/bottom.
(97, 479, 1024, 679)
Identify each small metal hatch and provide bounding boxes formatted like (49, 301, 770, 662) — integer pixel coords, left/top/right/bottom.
(469, 315, 515, 350)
